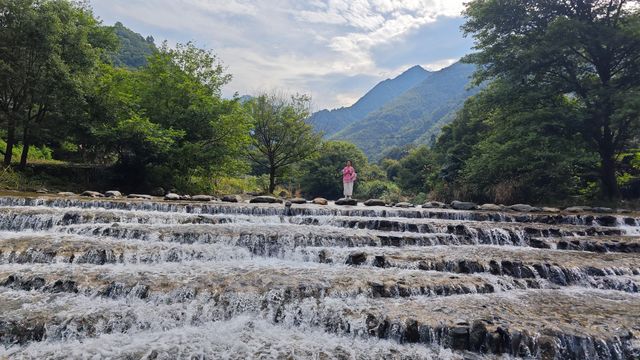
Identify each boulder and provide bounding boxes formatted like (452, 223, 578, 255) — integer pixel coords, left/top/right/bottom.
(450, 201, 477, 210)
(150, 187, 165, 196)
(192, 195, 213, 202)
(345, 252, 367, 266)
(221, 195, 242, 203)
(313, 197, 328, 205)
(479, 204, 502, 211)
(508, 204, 541, 212)
(395, 202, 415, 208)
(127, 194, 152, 200)
(105, 190, 122, 198)
(180, 195, 191, 201)
(364, 199, 386, 207)
(542, 207, 561, 213)
(592, 207, 614, 213)
(422, 201, 446, 209)
(164, 193, 181, 201)
(288, 198, 307, 204)
(565, 206, 592, 213)
(81, 191, 104, 198)
(57, 192, 75, 197)
(335, 198, 357, 206)
(249, 196, 280, 204)
(36, 188, 48, 194)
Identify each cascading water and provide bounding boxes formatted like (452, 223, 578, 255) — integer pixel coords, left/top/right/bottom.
(0, 195, 638, 359)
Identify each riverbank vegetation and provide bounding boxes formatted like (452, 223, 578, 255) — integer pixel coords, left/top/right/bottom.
(0, 0, 639, 207)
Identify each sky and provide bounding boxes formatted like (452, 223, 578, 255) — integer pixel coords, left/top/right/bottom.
(89, 0, 474, 110)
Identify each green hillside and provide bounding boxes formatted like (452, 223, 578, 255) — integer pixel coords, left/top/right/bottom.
(308, 65, 430, 136)
(331, 62, 479, 161)
(109, 22, 156, 68)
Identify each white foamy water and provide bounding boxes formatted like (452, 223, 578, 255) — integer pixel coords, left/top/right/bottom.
(0, 196, 638, 359)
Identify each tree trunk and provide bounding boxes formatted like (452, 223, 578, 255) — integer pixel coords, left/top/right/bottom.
(268, 166, 276, 194)
(18, 125, 30, 170)
(4, 115, 16, 166)
(599, 149, 619, 200)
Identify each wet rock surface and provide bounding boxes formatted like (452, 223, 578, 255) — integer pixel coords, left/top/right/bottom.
(312, 197, 328, 205)
(249, 196, 280, 204)
(0, 194, 638, 359)
(364, 199, 386, 207)
(221, 195, 241, 203)
(451, 201, 477, 210)
(336, 198, 357, 206)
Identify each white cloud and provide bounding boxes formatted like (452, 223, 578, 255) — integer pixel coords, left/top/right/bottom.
(90, 0, 469, 108)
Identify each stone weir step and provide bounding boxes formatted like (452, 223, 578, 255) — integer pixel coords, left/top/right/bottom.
(0, 204, 621, 239)
(0, 286, 637, 359)
(0, 195, 638, 228)
(1, 315, 465, 360)
(0, 261, 519, 301)
(537, 235, 640, 253)
(53, 219, 626, 253)
(0, 234, 253, 265)
(307, 245, 640, 291)
(0, 234, 636, 293)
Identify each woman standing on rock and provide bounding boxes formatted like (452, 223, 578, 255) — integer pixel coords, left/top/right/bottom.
(342, 160, 357, 199)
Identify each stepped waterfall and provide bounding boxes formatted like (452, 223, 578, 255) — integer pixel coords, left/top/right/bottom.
(0, 195, 638, 359)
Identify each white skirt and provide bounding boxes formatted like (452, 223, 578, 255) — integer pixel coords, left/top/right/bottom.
(343, 181, 354, 197)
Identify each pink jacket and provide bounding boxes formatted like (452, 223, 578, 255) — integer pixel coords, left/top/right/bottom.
(342, 166, 356, 182)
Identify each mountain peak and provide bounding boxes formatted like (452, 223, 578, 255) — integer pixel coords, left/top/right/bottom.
(403, 65, 428, 74)
(308, 65, 431, 136)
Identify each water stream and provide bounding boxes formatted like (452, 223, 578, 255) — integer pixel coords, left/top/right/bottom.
(0, 195, 638, 359)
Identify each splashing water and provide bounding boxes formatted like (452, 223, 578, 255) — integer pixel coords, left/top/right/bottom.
(0, 195, 638, 359)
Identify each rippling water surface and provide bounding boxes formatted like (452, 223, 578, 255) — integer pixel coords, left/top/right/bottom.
(0, 195, 638, 359)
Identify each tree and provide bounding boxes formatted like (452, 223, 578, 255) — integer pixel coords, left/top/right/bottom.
(0, 0, 115, 168)
(463, 0, 640, 199)
(392, 145, 438, 195)
(246, 93, 321, 193)
(436, 80, 595, 204)
(86, 43, 250, 192)
(299, 140, 369, 198)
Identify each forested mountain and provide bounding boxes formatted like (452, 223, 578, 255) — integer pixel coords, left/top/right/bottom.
(109, 22, 156, 68)
(308, 65, 430, 136)
(331, 62, 478, 161)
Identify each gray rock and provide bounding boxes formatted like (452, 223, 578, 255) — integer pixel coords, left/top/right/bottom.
(81, 191, 104, 198)
(313, 198, 328, 205)
(450, 201, 477, 210)
(508, 204, 541, 212)
(288, 198, 307, 204)
(335, 198, 357, 206)
(479, 204, 502, 211)
(192, 195, 213, 202)
(36, 188, 48, 194)
(150, 187, 165, 196)
(105, 190, 122, 198)
(249, 196, 280, 204)
(395, 202, 415, 208)
(222, 195, 242, 203)
(284, 201, 293, 216)
(345, 252, 367, 266)
(127, 194, 152, 200)
(422, 201, 446, 209)
(565, 206, 592, 213)
(542, 207, 561, 213)
(364, 199, 386, 207)
(180, 195, 191, 201)
(57, 192, 75, 197)
(164, 193, 181, 201)
(592, 207, 614, 213)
